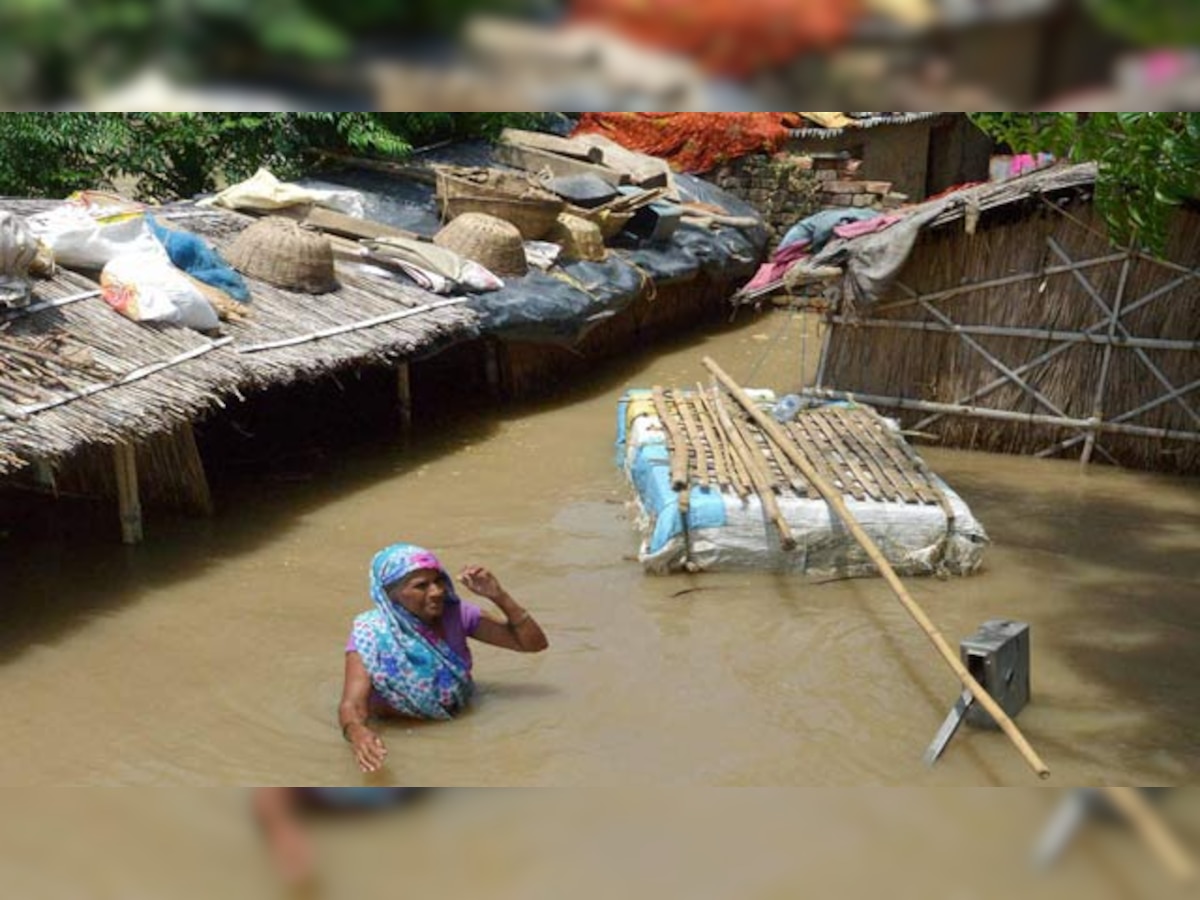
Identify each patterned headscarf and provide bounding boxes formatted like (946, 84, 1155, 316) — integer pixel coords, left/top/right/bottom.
(351, 543, 473, 719)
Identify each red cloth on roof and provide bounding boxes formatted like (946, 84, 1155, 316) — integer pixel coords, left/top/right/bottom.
(572, 112, 806, 173)
(569, 0, 860, 78)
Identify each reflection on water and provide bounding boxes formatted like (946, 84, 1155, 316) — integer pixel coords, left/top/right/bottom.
(0, 789, 1196, 899)
(0, 311, 1197, 785)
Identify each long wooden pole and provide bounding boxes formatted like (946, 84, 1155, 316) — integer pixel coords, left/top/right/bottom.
(798, 386, 1200, 445)
(1102, 788, 1196, 882)
(704, 356, 1051, 779)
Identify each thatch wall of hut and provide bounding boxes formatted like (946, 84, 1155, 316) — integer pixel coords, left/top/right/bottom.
(819, 186, 1200, 473)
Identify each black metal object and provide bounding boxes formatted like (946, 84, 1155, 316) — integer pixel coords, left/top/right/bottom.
(924, 619, 1031, 766)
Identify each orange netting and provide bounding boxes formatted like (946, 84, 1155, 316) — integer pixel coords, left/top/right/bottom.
(569, 0, 860, 79)
(572, 112, 807, 174)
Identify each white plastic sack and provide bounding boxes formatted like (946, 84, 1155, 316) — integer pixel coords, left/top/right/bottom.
(25, 206, 163, 270)
(100, 253, 220, 332)
(200, 168, 365, 218)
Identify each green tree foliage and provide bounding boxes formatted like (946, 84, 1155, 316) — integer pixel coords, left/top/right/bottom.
(971, 113, 1200, 256)
(1084, 0, 1200, 46)
(0, 112, 549, 201)
(0, 1, 538, 105)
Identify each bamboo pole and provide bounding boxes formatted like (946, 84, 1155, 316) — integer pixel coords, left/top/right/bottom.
(235, 297, 470, 353)
(396, 361, 413, 432)
(652, 386, 690, 515)
(907, 270, 1194, 433)
(711, 387, 796, 550)
(113, 441, 143, 545)
(1047, 237, 1200, 429)
(870, 252, 1128, 315)
(705, 356, 1051, 779)
(691, 385, 731, 490)
(1035, 376, 1200, 457)
(906, 291, 1107, 460)
(824, 316, 1200, 352)
(0, 338, 232, 422)
(1102, 788, 1196, 882)
(799, 386, 1200, 445)
(1082, 252, 1131, 464)
(698, 385, 751, 499)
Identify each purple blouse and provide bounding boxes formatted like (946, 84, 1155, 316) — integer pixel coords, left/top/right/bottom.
(347, 600, 483, 670)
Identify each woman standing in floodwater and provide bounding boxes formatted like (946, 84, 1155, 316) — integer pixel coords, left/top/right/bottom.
(339, 543, 549, 772)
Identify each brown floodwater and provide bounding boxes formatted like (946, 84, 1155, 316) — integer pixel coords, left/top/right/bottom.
(0, 311, 1197, 786)
(3, 788, 1197, 898)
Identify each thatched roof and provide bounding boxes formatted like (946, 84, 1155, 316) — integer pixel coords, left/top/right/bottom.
(786, 113, 944, 140)
(0, 201, 479, 477)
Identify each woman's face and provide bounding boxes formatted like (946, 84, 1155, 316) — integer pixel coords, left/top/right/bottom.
(390, 568, 447, 623)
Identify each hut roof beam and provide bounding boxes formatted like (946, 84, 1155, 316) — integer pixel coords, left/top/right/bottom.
(1047, 237, 1200, 430)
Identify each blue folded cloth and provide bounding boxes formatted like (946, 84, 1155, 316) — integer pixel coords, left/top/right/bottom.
(146, 214, 251, 303)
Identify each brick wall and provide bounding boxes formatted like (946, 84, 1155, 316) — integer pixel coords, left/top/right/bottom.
(707, 153, 904, 247)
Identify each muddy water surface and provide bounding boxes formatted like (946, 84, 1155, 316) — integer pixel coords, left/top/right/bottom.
(1, 312, 1197, 785)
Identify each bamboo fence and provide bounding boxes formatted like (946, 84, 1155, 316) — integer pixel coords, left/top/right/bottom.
(812, 165, 1200, 472)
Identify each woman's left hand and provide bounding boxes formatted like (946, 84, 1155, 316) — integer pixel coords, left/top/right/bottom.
(459, 565, 505, 601)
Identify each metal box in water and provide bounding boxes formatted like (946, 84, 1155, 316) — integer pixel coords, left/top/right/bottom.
(961, 619, 1031, 729)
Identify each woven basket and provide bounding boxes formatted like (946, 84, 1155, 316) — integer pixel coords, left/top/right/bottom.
(550, 213, 606, 262)
(435, 165, 564, 240)
(566, 205, 634, 240)
(433, 212, 528, 277)
(225, 217, 338, 294)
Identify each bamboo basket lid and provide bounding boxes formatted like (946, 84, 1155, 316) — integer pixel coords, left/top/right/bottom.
(225, 217, 338, 294)
(433, 212, 527, 277)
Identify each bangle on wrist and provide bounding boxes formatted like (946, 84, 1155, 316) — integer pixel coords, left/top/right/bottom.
(342, 721, 364, 741)
(508, 611, 531, 629)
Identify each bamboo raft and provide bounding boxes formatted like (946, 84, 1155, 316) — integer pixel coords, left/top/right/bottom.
(652, 387, 951, 509)
(623, 381, 986, 577)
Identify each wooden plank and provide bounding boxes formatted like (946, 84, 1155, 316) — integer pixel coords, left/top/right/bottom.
(805, 409, 869, 501)
(854, 412, 932, 504)
(690, 386, 731, 490)
(675, 390, 709, 488)
(500, 128, 604, 163)
(493, 143, 626, 186)
(813, 410, 882, 502)
(570, 132, 674, 191)
(756, 418, 811, 498)
(829, 407, 912, 504)
(783, 417, 846, 496)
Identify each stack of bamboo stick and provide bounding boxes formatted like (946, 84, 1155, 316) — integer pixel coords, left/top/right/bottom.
(0, 330, 113, 408)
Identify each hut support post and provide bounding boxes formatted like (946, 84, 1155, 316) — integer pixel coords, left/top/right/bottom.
(175, 424, 213, 517)
(484, 340, 505, 401)
(396, 361, 412, 432)
(1081, 252, 1131, 465)
(814, 314, 832, 389)
(112, 441, 143, 545)
(705, 356, 1050, 780)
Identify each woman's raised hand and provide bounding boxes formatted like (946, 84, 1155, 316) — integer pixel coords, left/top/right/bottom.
(458, 565, 505, 600)
(347, 724, 388, 773)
